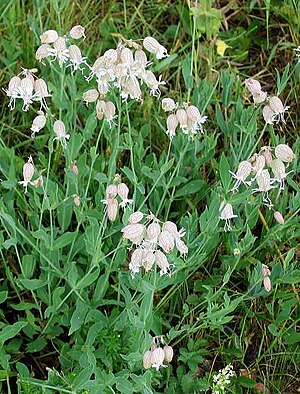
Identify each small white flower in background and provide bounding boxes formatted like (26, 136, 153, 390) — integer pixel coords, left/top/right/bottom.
(35, 44, 52, 63)
(73, 195, 81, 206)
(274, 144, 295, 163)
(53, 120, 70, 148)
(69, 25, 85, 40)
(19, 156, 35, 193)
(30, 113, 46, 137)
(107, 197, 118, 221)
(83, 89, 99, 105)
(129, 211, 144, 224)
(261, 264, 272, 292)
(219, 203, 237, 232)
(212, 364, 235, 394)
(274, 211, 285, 225)
(166, 114, 179, 138)
(143, 36, 169, 60)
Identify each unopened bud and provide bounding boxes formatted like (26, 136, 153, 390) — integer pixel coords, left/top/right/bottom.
(274, 211, 285, 225)
(40, 29, 58, 44)
(69, 25, 85, 40)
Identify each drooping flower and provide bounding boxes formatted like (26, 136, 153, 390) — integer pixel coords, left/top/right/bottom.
(53, 120, 70, 148)
(274, 144, 295, 163)
(69, 25, 85, 40)
(30, 113, 46, 137)
(219, 203, 237, 232)
(19, 156, 35, 193)
(143, 36, 169, 60)
(230, 160, 252, 192)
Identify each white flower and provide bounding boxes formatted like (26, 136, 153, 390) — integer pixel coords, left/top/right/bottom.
(162, 98, 177, 112)
(274, 144, 295, 163)
(143, 37, 169, 60)
(53, 120, 70, 148)
(67, 45, 88, 74)
(19, 156, 35, 193)
(230, 160, 252, 191)
(118, 182, 133, 209)
(69, 25, 85, 40)
(30, 113, 46, 137)
(40, 30, 59, 44)
(268, 96, 289, 124)
(121, 223, 146, 244)
(219, 203, 237, 232)
(151, 347, 165, 370)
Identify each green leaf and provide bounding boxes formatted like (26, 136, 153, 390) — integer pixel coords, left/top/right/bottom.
(53, 232, 76, 250)
(0, 322, 27, 343)
(175, 180, 205, 197)
(69, 300, 90, 335)
(18, 279, 45, 291)
(219, 153, 230, 190)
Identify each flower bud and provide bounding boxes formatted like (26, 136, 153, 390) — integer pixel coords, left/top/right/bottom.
(261, 264, 271, 277)
(105, 101, 116, 122)
(72, 161, 78, 176)
(263, 276, 272, 292)
(69, 25, 85, 39)
(274, 211, 285, 225)
(40, 29, 58, 44)
(274, 144, 295, 163)
(73, 195, 81, 206)
(23, 156, 34, 182)
(261, 147, 273, 166)
(252, 155, 266, 175)
(163, 345, 173, 363)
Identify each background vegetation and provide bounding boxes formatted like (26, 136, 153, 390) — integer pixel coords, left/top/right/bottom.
(0, 0, 299, 393)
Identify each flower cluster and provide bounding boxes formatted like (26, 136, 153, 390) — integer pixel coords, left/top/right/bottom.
(83, 36, 168, 125)
(161, 98, 207, 138)
(245, 78, 289, 124)
(121, 212, 188, 277)
(230, 143, 295, 207)
(101, 175, 133, 221)
(143, 336, 173, 371)
(212, 364, 235, 394)
(261, 264, 272, 292)
(36, 26, 87, 71)
(3, 68, 51, 112)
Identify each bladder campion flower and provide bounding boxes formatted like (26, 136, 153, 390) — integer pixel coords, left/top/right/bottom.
(53, 120, 70, 148)
(274, 144, 295, 163)
(219, 203, 237, 232)
(19, 156, 35, 193)
(142, 36, 169, 59)
(30, 113, 46, 137)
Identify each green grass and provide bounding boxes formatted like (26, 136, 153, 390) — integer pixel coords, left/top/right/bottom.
(0, 1, 299, 393)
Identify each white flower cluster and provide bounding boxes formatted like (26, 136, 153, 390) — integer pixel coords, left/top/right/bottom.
(231, 144, 295, 207)
(83, 36, 168, 125)
(35, 26, 87, 71)
(143, 336, 173, 371)
(161, 98, 207, 138)
(212, 364, 235, 394)
(3, 68, 51, 112)
(261, 264, 272, 292)
(102, 175, 133, 221)
(121, 212, 188, 277)
(245, 78, 289, 124)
